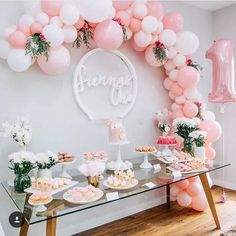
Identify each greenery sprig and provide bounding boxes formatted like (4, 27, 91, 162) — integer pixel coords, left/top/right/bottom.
(153, 41, 168, 64)
(9, 160, 36, 175)
(186, 59, 203, 72)
(114, 18, 128, 41)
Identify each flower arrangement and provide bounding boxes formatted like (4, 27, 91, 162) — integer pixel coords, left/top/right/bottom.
(78, 161, 105, 177)
(35, 151, 58, 169)
(2, 117, 32, 147)
(73, 22, 93, 48)
(25, 33, 50, 60)
(155, 109, 171, 135)
(186, 58, 203, 72)
(173, 117, 200, 155)
(114, 18, 128, 41)
(189, 131, 207, 147)
(153, 41, 168, 65)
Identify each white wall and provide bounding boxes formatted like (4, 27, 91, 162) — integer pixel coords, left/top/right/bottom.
(211, 4, 236, 190)
(0, 1, 213, 236)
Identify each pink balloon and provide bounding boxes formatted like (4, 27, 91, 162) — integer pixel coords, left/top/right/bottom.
(88, 22, 97, 28)
(170, 184, 181, 196)
(177, 66, 200, 89)
(163, 78, 173, 90)
(74, 18, 85, 30)
(189, 176, 199, 183)
(41, 0, 62, 16)
(206, 39, 236, 103)
(17, 24, 31, 37)
(94, 20, 123, 51)
(187, 182, 202, 196)
(146, 1, 164, 21)
(170, 83, 183, 96)
(37, 46, 71, 75)
(129, 18, 141, 33)
(177, 191, 192, 207)
(115, 11, 131, 27)
(113, 1, 133, 11)
(145, 45, 162, 67)
(134, 31, 151, 48)
(30, 22, 43, 34)
(205, 145, 216, 160)
(131, 40, 146, 52)
(199, 119, 222, 143)
(163, 12, 184, 32)
(176, 179, 189, 189)
(191, 194, 208, 211)
(8, 30, 27, 48)
(174, 134, 184, 150)
(183, 101, 198, 118)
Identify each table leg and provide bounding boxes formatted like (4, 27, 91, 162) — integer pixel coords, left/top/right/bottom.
(19, 219, 29, 236)
(166, 184, 170, 209)
(46, 218, 57, 236)
(199, 173, 221, 229)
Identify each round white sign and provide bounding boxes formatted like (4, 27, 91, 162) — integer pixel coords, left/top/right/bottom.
(73, 48, 138, 120)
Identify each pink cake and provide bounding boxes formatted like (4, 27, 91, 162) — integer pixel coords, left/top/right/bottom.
(107, 119, 128, 144)
(157, 135, 177, 145)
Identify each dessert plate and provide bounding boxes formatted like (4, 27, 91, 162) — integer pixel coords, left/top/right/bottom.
(103, 178, 139, 190)
(167, 166, 208, 174)
(28, 196, 53, 212)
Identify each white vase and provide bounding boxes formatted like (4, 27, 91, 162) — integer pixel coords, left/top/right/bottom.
(38, 169, 52, 179)
(194, 146, 206, 162)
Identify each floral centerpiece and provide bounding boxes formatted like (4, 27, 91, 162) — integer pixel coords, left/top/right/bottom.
(173, 117, 200, 155)
(155, 109, 171, 135)
(35, 151, 58, 179)
(78, 161, 105, 187)
(9, 151, 36, 193)
(2, 117, 32, 148)
(153, 41, 168, 65)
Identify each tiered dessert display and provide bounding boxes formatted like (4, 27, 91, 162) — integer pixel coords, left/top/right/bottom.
(103, 169, 138, 190)
(136, 146, 157, 169)
(106, 119, 132, 170)
(28, 192, 53, 212)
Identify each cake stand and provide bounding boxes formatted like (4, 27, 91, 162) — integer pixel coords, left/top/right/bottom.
(106, 142, 132, 171)
(57, 158, 77, 179)
(137, 151, 156, 169)
(158, 144, 175, 157)
(28, 197, 53, 212)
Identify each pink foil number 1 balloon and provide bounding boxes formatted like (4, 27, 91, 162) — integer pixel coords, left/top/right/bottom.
(206, 39, 236, 103)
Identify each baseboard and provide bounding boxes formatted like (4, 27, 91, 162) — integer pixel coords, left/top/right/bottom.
(213, 179, 236, 191)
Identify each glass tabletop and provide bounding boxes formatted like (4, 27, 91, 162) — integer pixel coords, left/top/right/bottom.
(1, 155, 230, 225)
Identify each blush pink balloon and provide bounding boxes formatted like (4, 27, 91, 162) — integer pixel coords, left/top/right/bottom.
(186, 182, 202, 196)
(145, 45, 162, 67)
(177, 191, 192, 207)
(191, 194, 208, 211)
(177, 66, 200, 89)
(37, 46, 71, 75)
(146, 1, 164, 21)
(41, 0, 62, 16)
(206, 39, 236, 103)
(8, 30, 27, 48)
(17, 24, 31, 37)
(131, 39, 146, 52)
(74, 18, 85, 30)
(94, 20, 123, 51)
(129, 18, 141, 33)
(199, 119, 222, 143)
(163, 78, 173, 90)
(163, 12, 184, 32)
(88, 22, 97, 28)
(174, 134, 184, 150)
(115, 11, 131, 27)
(171, 109, 184, 119)
(189, 176, 199, 183)
(170, 82, 183, 96)
(30, 22, 43, 34)
(113, 1, 133, 11)
(170, 184, 181, 196)
(183, 101, 198, 118)
(176, 179, 189, 189)
(205, 145, 216, 160)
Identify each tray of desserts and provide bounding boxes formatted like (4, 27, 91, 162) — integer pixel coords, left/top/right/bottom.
(84, 151, 108, 161)
(167, 158, 208, 174)
(135, 145, 157, 154)
(103, 169, 139, 190)
(63, 185, 104, 204)
(25, 177, 78, 195)
(56, 152, 76, 164)
(28, 193, 53, 212)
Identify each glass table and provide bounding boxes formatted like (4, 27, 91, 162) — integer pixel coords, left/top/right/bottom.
(1, 155, 230, 236)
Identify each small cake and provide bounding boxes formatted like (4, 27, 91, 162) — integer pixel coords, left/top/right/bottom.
(84, 151, 108, 161)
(29, 193, 52, 204)
(29, 193, 41, 204)
(136, 145, 156, 152)
(157, 135, 177, 145)
(107, 119, 128, 144)
(57, 152, 75, 163)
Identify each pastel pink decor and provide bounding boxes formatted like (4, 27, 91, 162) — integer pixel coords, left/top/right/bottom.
(41, 0, 62, 16)
(74, 18, 85, 30)
(177, 66, 199, 89)
(183, 101, 198, 118)
(113, 1, 133, 11)
(177, 191, 192, 207)
(186, 182, 202, 196)
(176, 179, 189, 189)
(205, 145, 216, 160)
(191, 194, 208, 211)
(37, 46, 71, 75)
(129, 18, 141, 33)
(145, 45, 162, 67)
(30, 22, 43, 34)
(94, 20, 123, 51)
(8, 30, 27, 48)
(146, 1, 164, 20)
(115, 11, 130, 27)
(17, 24, 31, 37)
(206, 39, 236, 103)
(163, 12, 184, 32)
(131, 40, 146, 52)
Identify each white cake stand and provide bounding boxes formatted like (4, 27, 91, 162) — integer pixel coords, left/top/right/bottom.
(137, 151, 156, 169)
(57, 158, 76, 179)
(106, 142, 132, 171)
(158, 144, 175, 156)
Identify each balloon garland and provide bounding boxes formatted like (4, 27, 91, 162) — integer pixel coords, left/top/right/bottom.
(0, 0, 222, 211)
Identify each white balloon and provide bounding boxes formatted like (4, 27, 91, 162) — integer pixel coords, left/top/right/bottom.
(184, 87, 200, 100)
(23, 1, 41, 16)
(173, 54, 186, 67)
(19, 14, 34, 26)
(150, 34, 158, 44)
(108, 6, 116, 19)
(169, 69, 179, 81)
(135, 0, 147, 3)
(134, 31, 151, 47)
(63, 25, 77, 43)
(176, 31, 199, 55)
(77, 0, 112, 23)
(60, 4, 80, 25)
(132, 3, 147, 19)
(159, 29, 176, 48)
(35, 12, 49, 26)
(50, 16, 63, 28)
(175, 96, 186, 105)
(4, 25, 16, 40)
(141, 16, 158, 34)
(167, 47, 177, 59)
(7, 49, 31, 72)
(164, 60, 176, 71)
(42, 24, 64, 47)
(163, 78, 173, 90)
(0, 40, 11, 59)
(202, 111, 216, 121)
(125, 28, 133, 41)
(171, 103, 181, 111)
(155, 21, 163, 34)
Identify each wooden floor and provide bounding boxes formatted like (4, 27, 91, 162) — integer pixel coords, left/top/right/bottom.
(75, 186, 236, 236)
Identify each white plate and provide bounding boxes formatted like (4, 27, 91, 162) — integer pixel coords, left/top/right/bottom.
(167, 166, 208, 174)
(63, 189, 104, 204)
(56, 158, 77, 165)
(28, 196, 53, 206)
(103, 179, 139, 190)
(25, 179, 78, 195)
(155, 156, 194, 164)
(136, 150, 157, 154)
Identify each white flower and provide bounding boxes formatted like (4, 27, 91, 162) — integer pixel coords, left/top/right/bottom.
(78, 161, 105, 177)
(8, 151, 36, 164)
(156, 109, 170, 124)
(189, 131, 207, 139)
(173, 117, 200, 129)
(35, 151, 58, 165)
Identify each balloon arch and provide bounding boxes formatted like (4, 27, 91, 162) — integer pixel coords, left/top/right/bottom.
(0, 0, 222, 211)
